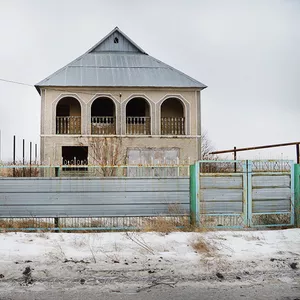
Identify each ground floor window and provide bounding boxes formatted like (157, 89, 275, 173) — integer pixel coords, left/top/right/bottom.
(62, 146, 88, 171)
(127, 148, 179, 177)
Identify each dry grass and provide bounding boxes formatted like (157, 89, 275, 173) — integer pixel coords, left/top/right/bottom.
(142, 203, 192, 234)
(191, 236, 216, 256)
(0, 166, 39, 177)
(142, 217, 180, 235)
(0, 219, 54, 231)
(142, 215, 192, 235)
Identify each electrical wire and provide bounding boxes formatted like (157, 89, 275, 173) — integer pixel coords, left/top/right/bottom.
(0, 77, 123, 98)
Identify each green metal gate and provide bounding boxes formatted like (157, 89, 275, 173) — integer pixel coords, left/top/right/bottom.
(190, 160, 295, 228)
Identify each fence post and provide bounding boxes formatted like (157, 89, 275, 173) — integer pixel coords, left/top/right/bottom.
(294, 164, 300, 227)
(246, 160, 252, 227)
(54, 167, 60, 232)
(242, 161, 248, 227)
(190, 162, 200, 226)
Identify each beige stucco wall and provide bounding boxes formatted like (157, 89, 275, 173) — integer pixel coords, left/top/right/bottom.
(40, 136, 198, 165)
(40, 87, 202, 163)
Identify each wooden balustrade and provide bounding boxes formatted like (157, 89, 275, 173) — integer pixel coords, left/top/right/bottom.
(126, 117, 151, 135)
(56, 116, 185, 135)
(161, 117, 185, 135)
(56, 116, 81, 134)
(91, 117, 116, 134)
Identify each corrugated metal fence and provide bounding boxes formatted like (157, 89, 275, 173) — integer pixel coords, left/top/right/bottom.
(0, 177, 189, 217)
(190, 160, 295, 228)
(0, 161, 298, 230)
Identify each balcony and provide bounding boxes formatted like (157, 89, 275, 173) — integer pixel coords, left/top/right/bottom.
(161, 117, 185, 135)
(126, 117, 151, 135)
(56, 116, 81, 134)
(91, 117, 116, 134)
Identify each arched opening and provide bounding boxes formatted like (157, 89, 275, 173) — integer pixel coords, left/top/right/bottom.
(56, 97, 81, 134)
(161, 98, 185, 135)
(126, 97, 151, 135)
(91, 97, 116, 134)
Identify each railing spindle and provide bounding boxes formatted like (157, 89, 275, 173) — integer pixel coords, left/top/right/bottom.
(160, 117, 185, 135)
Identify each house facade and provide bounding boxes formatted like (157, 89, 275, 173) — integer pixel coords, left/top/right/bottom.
(36, 27, 206, 166)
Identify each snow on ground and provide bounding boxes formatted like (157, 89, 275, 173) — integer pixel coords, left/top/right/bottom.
(0, 229, 299, 285)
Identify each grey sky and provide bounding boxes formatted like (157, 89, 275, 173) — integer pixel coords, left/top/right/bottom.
(0, 0, 299, 162)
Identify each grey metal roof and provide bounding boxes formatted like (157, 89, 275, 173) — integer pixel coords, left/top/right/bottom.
(35, 27, 206, 92)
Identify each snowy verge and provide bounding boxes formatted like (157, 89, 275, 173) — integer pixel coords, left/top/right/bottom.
(0, 229, 299, 285)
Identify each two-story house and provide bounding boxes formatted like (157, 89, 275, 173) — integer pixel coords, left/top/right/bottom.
(35, 27, 206, 166)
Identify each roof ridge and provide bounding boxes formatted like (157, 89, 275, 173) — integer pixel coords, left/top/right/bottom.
(85, 27, 147, 54)
(35, 28, 207, 92)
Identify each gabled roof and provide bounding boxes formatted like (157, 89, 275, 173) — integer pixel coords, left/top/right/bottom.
(35, 27, 206, 92)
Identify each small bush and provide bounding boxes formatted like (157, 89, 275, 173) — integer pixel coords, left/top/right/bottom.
(142, 217, 180, 235)
(191, 237, 215, 255)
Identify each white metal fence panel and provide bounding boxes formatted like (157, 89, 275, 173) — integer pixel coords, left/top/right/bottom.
(0, 177, 189, 218)
(250, 173, 293, 226)
(199, 173, 246, 228)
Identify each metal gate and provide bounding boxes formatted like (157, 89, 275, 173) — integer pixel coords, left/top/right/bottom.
(249, 160, 294, 227)
(190, 160, 294, 228)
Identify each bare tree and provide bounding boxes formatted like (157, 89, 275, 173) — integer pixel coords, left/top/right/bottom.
(79, 137, 126, 176)
(201, 130, 218, 160)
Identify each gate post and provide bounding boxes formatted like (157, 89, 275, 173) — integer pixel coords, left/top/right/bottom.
(294, 164, 300, 227)
(190, 162, 200, 226)
(246, 160, 253, 227)
(54, 167, 60, 232)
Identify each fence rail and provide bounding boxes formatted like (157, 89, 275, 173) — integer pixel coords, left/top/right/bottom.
(0, 165, 190, 178)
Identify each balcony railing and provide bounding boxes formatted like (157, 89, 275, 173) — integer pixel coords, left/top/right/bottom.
(161, 117, 185, 135)
(91, 117, 116, 134)
(126, 117, 151, 135)
(56, 116, 81, 134)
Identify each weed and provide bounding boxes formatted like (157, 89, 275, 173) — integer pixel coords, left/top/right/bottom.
(36, 230, 49, 239)
(191, 236, 216, 256)
(0, 219, 54, 231)
(125, 232, 154, 255)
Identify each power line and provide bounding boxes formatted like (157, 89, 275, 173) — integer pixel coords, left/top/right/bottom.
(0, 77, 122, 98)
(0, 78, 33, 87)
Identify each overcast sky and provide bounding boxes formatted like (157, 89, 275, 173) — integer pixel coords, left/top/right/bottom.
(0, 0, 299, 162)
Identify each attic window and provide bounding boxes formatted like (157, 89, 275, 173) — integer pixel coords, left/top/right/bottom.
(114, 37, 119, 44)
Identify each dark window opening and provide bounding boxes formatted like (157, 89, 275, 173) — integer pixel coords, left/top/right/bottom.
(126, 98, 149, 117)
(126, 98, 151, 135)
(91, 98, 115, 117)
(91, 97, 116, 134)
(62, 146, 88, 171)
(56, 97, 81, 134)
(161, 98, 185, 135)
(114, 37, 119, 44)
(56, 105, 70, 116)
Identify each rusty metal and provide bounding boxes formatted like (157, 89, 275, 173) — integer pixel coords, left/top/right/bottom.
(211, 142, 300, 163)
(234, 146, 237, 173)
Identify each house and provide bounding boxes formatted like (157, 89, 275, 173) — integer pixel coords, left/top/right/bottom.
(35, 27, 206, 167)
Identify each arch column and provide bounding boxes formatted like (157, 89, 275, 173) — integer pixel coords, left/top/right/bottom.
(81, 102, 88, 135)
